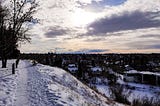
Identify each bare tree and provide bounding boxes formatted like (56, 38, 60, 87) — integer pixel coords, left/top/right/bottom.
(10, 0, 39, 42)
(0, 0, 38, 68)
(0, 2, 10, 68)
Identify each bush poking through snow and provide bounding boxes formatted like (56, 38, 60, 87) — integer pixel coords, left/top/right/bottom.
(108, 74, 117, 85)
(132, 96, 160, 106)
(109, 84, 131, 105)
(32, 60, 37, 66)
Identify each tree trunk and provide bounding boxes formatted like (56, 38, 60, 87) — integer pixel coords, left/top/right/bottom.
(2, 58, 7, 68)
(12, 63, 15, 74)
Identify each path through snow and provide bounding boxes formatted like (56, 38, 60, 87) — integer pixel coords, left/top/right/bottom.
(1, 60, 121, 106)
(14, 61, 53, 106)
(14, 61, 29, 106)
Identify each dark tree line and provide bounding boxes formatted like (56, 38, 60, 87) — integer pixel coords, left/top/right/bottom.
(0, 0, 38, 68)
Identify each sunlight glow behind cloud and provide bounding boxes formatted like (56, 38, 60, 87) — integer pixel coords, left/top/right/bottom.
(12, 0, 160, 53)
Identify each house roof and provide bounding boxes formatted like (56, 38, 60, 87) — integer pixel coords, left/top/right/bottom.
(124, 70, 160, 76)
(91, 67, 102, 72)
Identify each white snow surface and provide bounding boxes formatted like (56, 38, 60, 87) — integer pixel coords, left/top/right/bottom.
(95, 78, 160, 103)
(0, 60, 124, 106)
(124, 70, 160, 76)
(0, 60, 17, 106)
(68, 64, 78, 73)
(91, 66, 102, 72)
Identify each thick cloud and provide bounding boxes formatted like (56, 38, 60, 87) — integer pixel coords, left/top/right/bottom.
(139, 34, 160, 39)
(96, 0, 126, 6)
(17, 0, 160, 53)
(126, 40, 160, 50)
(147, 45, 160, 49)
(44, 26, 69, 38)
(85, 37, 106, 42)
(87, 11, 160, 35)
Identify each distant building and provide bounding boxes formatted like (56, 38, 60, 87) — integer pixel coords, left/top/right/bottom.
(124, 70, 160, 86)
(67, 64, 78, 74)
(90, 66, 103, 75)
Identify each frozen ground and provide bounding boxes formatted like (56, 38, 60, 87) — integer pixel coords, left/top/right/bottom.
(94, 78, 160, 103)
(0, 60, 17, 106)
(0, 60, 124, 106)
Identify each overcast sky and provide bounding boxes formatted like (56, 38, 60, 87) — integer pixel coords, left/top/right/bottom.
(19, 0, 160, 53)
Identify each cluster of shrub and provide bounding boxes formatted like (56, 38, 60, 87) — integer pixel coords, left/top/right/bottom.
(107, 74, 160, 106)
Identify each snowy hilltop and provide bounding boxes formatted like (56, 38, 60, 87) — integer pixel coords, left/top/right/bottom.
(0, 60, 124, 106)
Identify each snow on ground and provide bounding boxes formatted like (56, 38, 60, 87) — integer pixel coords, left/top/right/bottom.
(95, 78, 160, 103)
(36, 62, 122, 106)
(126, 82, 160, 102)
(0, 60, 17, 106)
(95, 85, 111, 98)
(0, 60, 125, 106)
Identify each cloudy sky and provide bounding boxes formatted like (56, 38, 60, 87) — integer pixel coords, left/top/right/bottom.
(20, 0, 160, 53)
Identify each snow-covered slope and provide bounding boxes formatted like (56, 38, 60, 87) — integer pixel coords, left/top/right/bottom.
(33, 61, 121, 106)
(0, 60, 125, 106)
(0, 60, 17, 106)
